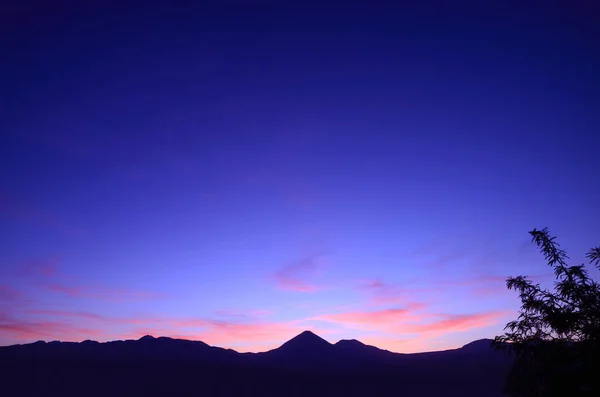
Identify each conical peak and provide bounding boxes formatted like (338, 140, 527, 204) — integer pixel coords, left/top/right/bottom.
(280, 330, 331, 349)
(298, 330, 318, 338)
(294, 330, 328, 341)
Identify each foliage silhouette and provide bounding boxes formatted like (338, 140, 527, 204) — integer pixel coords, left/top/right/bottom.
(494, 228, 600, 396)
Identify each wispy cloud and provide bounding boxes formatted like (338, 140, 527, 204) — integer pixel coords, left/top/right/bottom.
(0, 190, 85, 237)
(0, 285, 23, 303)
(399, 311, 508, 334)
(2, 251, 514, 353)
(214, 308, 273, 319)
(45, 283, 165, 302)
(22, 309, 162, 327)
(24, 309, 106, 321)
(273, 252, 328, 292)
(44, 282, 165, 302)
(0, 312, 103, 342)
(358, 279, 416, 306)
(169, 308, 313, 351)
(315, 303, 507, 344)
(1, 308, 170, 345)
(358, 269, 522, 305)
(15, 256, 61, 278)
(360, 333, 459, 354)
(315, 304, 427, 332)
(122, 319, 312, 352)
(1, 306, 310, 352)
(194, 320, 308, 350)
(45, 283, 82, 296)
(9, 256, 166, 303)
(0, 300, 510, 354)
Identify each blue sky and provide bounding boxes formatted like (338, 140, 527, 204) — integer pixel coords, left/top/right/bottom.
(1, 0, 599, 352)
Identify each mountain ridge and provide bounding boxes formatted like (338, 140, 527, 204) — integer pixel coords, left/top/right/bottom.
(0, 332, 512, 397)
(0, 332, 497, 356)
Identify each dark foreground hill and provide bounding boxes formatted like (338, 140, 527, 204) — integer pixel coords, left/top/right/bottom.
(0, 331, 513, 397)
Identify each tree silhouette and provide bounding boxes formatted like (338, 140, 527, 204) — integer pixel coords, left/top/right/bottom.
(494, 228, 600, 396)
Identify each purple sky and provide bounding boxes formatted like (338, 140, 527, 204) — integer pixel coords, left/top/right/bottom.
(1, 1, 599, 353)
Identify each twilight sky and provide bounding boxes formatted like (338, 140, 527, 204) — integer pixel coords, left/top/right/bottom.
(1, 0, 599, 353)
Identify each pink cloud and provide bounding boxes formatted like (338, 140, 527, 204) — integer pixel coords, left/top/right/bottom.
(360, 333, 461, 354)
(16, 256, 61, 278)
(126, 318, 314, 352)
(401, 311, 508, 334)
(46, 283, 82, 296)
(0, 302, 509, 354)
(0, 308, 174, 345)
(0, 285, 22, 302)
(398, 237, 473, 268)
(21, 309, 163, 328)
(43, 281, 164, 302)
(456, 274, 508, 286)
(359, 270, 526, 304)
(360, 334, 434, 353)
(2, 306, 310, 352)
(2, 256, 62, 282)
(171, 314, 306, 343)
(193, 320, 317, 351)
(0, 312, 103, 342)
(317, 305, 426, 327)
(435, 274, 509, 297)
(100, 288, 165, 302)
(24, 309, 105, 321)
(7, 256, 162, 304)
(362, 280, 386, 289)
(358, 279, 415, 306)
(276, 278, 317, 292)
(424, 250, 470, 270)
(273, 252, 328, 292)
(0, 285, 35, 309)
(214, 308, 273, 319)
(469, 272, 553, 297)
(315, 302, 507, 345)
(172, 318, 210, 328)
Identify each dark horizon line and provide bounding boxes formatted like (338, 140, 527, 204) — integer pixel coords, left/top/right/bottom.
(0, 329, 494, 355)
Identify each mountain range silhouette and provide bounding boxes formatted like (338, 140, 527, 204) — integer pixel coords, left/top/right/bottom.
(0, 331, 513, 396)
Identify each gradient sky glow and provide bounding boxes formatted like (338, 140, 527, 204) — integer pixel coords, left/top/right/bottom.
(1, 1, 599, 353)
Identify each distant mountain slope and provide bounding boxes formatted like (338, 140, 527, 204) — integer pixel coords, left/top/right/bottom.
(0, 332, 507, 365)
(334, 338, 396, 357)
(0, 331, 513, 397)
